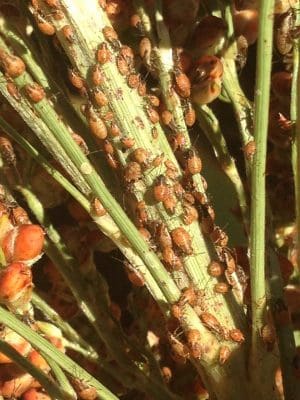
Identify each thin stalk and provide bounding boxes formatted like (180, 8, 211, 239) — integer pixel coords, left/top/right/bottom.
(249, 0, 275, 385)
(32, 292, 98, 360)
(18, 186, 180, 400)
(0, 339, 74, 400)
(291, 1, 300, 277)
(0, 115, 168, 309)
(0, 306, 119, 400)
(268, 249, 300, 399)
(44, 356, 77, 399)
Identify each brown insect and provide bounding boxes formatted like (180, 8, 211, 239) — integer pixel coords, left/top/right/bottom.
(171, 304, 183, 320)
(103, 139, 114, 155)
(155, 223, 172, 249)
(243, 140, 256, 160)
(120, 136, 135, 148)
(214, 282, 230, 294)
(131, 148, 150, 167)
(138, 227, 152, 245)
(178, 287, 197, 307)
(210, 226, 228, 247)
(207, 261, 225, 277)
(0, 53, 25, 78)
(174, 69, 191, 98)
(68, 68, 85, 89)
(6, 82, 21, 101)
(136, 201, 148, 225)
(92, 198, 106, 217)
(116, 55, 130, 76)
(124, 261, 145, 287)
(276, 10, 294, 55)
(93, 88, 108, 106)
(169, 131, 186, 151)
(261, 324, 276, 350)
(162, 247, 183, 271)
(0, 136, 16, 167)
(173, 182, 185, 199)
(186, 329, 202, 359)
(87, 110, 108, 139)
(124, 162, 142, 182)
(61, 25, 75, 43)
(165, 159, 179, 180)
(109, 122, 121, 137)
(119, 45, 134, 62)
(146, 107, 160, 124)
(106, 154, 118, 169)
(161, 110, 173, 126)
(91, 64, 105, 86)
(130, 14, 142, 29)
(97, 43, 111, 64)
(35, 12, 56, 35)
(139, 37, 152, 66)
(168, 333, 189, 364)
(278, 112, 294, 130)
(24, 83, 45, 103)
(127, 73, 140, 89)
(163, 193, 177, 214)
(171, 227, 193, 255)
(229, 328, 245, 343)
(185, 149, 202, 175)
(153, 175, 169, 202)
(138, 81, 147, 97)
(147, 94, 160, 107)
(184, 102, 196, 127)
(183, 203, 198, 225)
(103, 26, 118, 42)
(219, 345, 231, 364)
(10, 206, 30, 225)
(199, 312, 224, 336)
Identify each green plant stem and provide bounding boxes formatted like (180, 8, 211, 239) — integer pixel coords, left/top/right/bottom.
(249, 0, 275, 390)
(0, 115, 168, 308)
(0, 339, 74, 400)
(268, 249, 300, 399)
(45, 356, 77, 399)
(32, 292, 98, 360)
(0, 306, 118, 400)
(18, 186, 180, 400)
(291, 2, 300, 277)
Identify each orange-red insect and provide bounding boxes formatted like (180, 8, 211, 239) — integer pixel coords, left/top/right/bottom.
(153, 175, 169, 202)
(214, 282, 230, 294)
(61, 25, 75, 43)
(93, 88, 108, 106)
(25, 83, 45, 103)
(97, 43, 111, 64)
(92, 198, 106, 217)
(68, 68, 85, 89)
(124, 162, 142, 182)
(229, 328, 245, 343)
(127, 73, 140, 89)
(186, 329, 202, 359)
(91, 64, 105, 86)
(162, 247, 183, 271)
(219, 345, 231, 364)
(184, 149, 202, 175)
(174, 69, 191, 98)
(199, 312, 224, 336)
(207, 261, 225, 277)
(171, 227, 193, 255)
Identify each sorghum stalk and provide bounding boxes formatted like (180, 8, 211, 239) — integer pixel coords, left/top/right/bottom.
(249, 0, 275, 394)
(0, 339, 75, 400)
(0, 306, 119, 400)
(291, 1, 300, 276)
